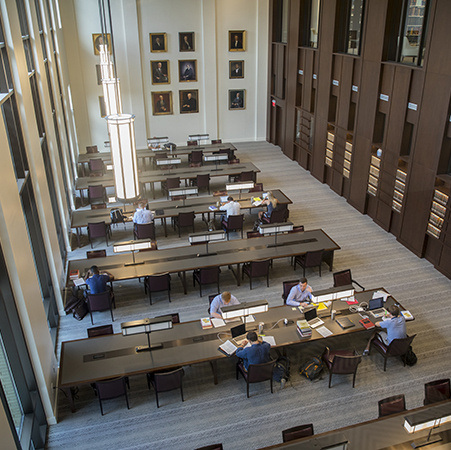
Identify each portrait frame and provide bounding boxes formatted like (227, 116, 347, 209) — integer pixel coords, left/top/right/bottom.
(99, 96, 106, 118)
(150, 60, 170, 85)
(229, 60, 244, 79)
(179, 89, 199, 114)
(179, 32, 195, 52)
(150, 33, 168, 53)
(229, 30, 246, 52)
(151, 91, 173, 116)
(178, 60, 197, 82)
(229, 89, 246, 110)
(93, 33, 111, 56)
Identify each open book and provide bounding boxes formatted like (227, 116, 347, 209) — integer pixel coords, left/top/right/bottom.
(218, 340, 237, 356)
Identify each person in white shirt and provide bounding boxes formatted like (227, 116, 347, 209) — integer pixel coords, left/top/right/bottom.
(133, 202, 154, 224)
(220, 196, 241, 222)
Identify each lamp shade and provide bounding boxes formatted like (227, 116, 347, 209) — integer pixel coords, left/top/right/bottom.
(107, 113, 140, 202)
(221, 300, 269, 319)
(102, 78, 122, 116)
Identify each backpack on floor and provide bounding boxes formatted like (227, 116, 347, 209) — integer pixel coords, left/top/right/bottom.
(110, 208, 125, 225)
(401, 346, 417, 366)
(273, 356, 290, 382)
(299, 355, 323, 380)
(64, 288, 88, 321)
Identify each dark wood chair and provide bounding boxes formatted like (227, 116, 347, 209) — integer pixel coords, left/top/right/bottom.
(378, 394, 406, 417)
(144, 273, 171, 305)
(282, 280, 299, 304)
(370, 334, 416, 371)
(134, 222, 156, 240)
(294, 249, 324, 277)
(88, 185, 107, 205)
(262, 206, 289, 224)
(423, 378, 451, 405)
(162, 176, 181, 198)
(86, 291, 114, 325)
(249, 182, 264, 193)
(146, 367, 184, 408)
(193, 267, 220, 297)
(94, 377, 130, 415)
(236, 359, 275, 398)
(247, 231, 261, 238)
(87, 221, 109, 248)
(86, 249, 107, 259)
(333, 269, 365, 291)
(174, 211, 195, 237)
(282, 424, 314, 442)
(86, 145, 99, 153)
(221, 214, 244, 239)
(207, 293, 219, 314)
(187, 140, 198, 146)
(88, 158, 104, 176)
(192, 174, 210, 194)
(87, 324, 114, 338)
(242, 259, 271, 290)
(211, 139, 222, 144)
(238, 170, 256, 182)
(188, 150, 203, 167)
(322, 347, 362, 388)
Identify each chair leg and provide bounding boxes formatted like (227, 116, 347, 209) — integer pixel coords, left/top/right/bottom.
(383, 357, 387, 372)
(149, 291, 152, 306)
(155, 391, 160, 408)
(168, 290, 171, 303)
(329, 372, 332, 388)
(99, 397, 104, 415)
(303, 267, 306, 278)
(125, 388, 130, 409)
(180, 385, 184, 402)
(270, 377, 273, 393)
(319, 263, 322, 277)
(352, 371, 357, 388)
(90, 310, 94, 325)
(247, 381, 250, 398)
(110, 306, 114, 322)
(266, 273, 269, 287)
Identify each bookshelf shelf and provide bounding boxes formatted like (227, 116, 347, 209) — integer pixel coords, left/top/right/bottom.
(426, 187, 449, 239)
(325, 125, 335, 168)
(367, 148, 381, 196)
(343, 134, 353, 179)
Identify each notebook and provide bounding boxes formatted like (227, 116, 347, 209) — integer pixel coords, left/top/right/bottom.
(368, 297, 387, 318)
(336, 316, 355, 329)
(304, 308, 324, 329)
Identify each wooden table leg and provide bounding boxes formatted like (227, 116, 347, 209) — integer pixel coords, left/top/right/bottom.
(163, 217, 167, 237)
(209, 360, 218, 385)
(180, 271, 187, 294)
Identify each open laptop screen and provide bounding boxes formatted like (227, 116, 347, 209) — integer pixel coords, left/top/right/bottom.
(231, 323, 246, 338)
(304, 308, 317, 321)
(369, 297, 384, 310)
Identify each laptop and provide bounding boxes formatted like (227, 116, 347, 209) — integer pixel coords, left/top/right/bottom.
(368, 297, 388, 318)
(230, 323, 247, 346)
(304, 308, 324, 329)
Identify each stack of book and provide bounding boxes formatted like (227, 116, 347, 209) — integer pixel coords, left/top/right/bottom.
(69, 270, 80, 280)
(200, 317, 213, 329)
(296, 320, 312, 338)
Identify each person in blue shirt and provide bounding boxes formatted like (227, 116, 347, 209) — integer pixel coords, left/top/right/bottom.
(210, 291, 240, 319)
(286, 277, 313, 307)
(84, 265, 114, 294)
(363, 304, 407, 355)
(236, 331, 271, 371)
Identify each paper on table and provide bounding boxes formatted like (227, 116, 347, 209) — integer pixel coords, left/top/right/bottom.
(262, 336, 276, 346)
(316, 326, 333, 338)
(211, 318, 226, 328)
(219, 340, 237, 356)
(373, 290, 389, 302)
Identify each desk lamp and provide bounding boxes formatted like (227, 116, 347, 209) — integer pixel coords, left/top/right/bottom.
(188, 133, 209, 145)
(258, 222, 293, 247)
(226, 181, 255, 199)
(168, 187, 198, 206)
(221, 300, 269, 325)
(204, 153, 228, 171)
(113, 239, 154, 266)
(189, 230, 225, 257)
(121, 316, 173, 352)
(148, 136, 169, 149)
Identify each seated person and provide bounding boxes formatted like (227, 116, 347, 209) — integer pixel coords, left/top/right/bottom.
(210, 291, 240, 319)
(133, 201, 154, 224)
(258, 191, 278, 221)
(84, 265, 114, 294)
(286, 277, 313, 307)
(220, 196, 240, 223)
(363, 304, 407, 355)
(236, 331, 271, 371)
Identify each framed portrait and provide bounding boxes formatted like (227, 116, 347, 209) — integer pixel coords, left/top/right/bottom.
(229, 89, 246, 110)
(229, 30, 246, 52)
(229, 60, 244, 79)
(99, 96, 106, 118)
(151, 91, 173, 116)
(151, 60, 170, 85)
(179, 32, 195, 52)
(93, 33, 111, 55)
(150, 33, 167, 53)
(179, 89, 199, 114)
(178, 60, 197, 82)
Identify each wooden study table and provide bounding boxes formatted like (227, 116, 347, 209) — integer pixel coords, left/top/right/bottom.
(67, 229, 340, 293)
(70, 189, 292, 244)
(75, 162, 260, 200)
(59, 288, 401, 412)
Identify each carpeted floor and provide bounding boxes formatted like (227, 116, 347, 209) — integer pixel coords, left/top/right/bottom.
(47, 141, 451, 450)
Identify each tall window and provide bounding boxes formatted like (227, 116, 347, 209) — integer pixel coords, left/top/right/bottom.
(299, 0, 321, 48)
(384, 0, 430, 66)
(335, 0, 365, 55)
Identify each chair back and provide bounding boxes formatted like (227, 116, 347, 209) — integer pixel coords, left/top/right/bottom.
(190, 150, 203, 163)
(207, 293, 219, 314)
(87, 250, 107, 259)
(87, 291, 111, 312)
(88, 221, 108, 239)
(269, 207, 288, 223)
(249, 183, 263, 193)
(135, 223, 156, 240)
(153, 368, 184, 393)
(238, 171, 255, 182)
(211, 139, 222, 144)
(378, 394, 406, 417)
(199, 267, 220, 284)
(146, 273, 170, 292)
(424, 379, 451, 405)
(227, 214, 244, 229)
(166, 177, 181, 189)
(249, 259, 270, 277)
(95, 377, 127, 401)
(178, 211, 195, 226)
(246, 231, 261, 238)
(89, 158, 104, 172)
(282, 424, 314, 443)
(87, 324, 114, 338)
(91, 203, 107, 210)
(304, 249, 324, 267)
(196, 174, 210, 188)
(86, 145, 99, 154)
(331, 353, 362, 375)
(333, 269, 353, 287)
(247, 360, 275, 383)
(88, 185, 105, 200)
(282, 280, 299, 303)
(187, 140, 198, 146)
(387, 335, 416, 357)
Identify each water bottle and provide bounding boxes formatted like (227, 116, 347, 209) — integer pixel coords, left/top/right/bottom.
(258, 322, 264, 334)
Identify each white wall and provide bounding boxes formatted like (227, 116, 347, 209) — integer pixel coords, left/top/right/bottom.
(62, 0, 269, 151)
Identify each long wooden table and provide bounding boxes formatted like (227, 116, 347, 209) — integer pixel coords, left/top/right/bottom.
(67, 229, 340, 292)
(75, 162, 260, 200)
(59, 288, 401, 412)
(70, 189, 292, 244)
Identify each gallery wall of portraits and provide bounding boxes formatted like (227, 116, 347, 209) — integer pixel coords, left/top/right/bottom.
(61, 0, 269, 150)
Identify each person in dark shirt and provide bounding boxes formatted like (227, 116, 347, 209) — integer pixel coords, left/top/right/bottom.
(236, 331, 271, 371)
(84, 265, 113, 294)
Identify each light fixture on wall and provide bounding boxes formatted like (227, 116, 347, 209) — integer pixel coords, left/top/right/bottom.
(98, 0, 140, 202)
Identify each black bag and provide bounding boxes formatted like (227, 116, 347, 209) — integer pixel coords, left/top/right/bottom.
(273, 356, 290, 382)
(64, 288, 88, 321)
(402, 346, 417, 366)
(300, 355, 323, 380)
(110, 208, 125, 225)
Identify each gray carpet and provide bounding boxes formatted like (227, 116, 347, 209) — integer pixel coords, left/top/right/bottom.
(47, 141, 451, 450)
